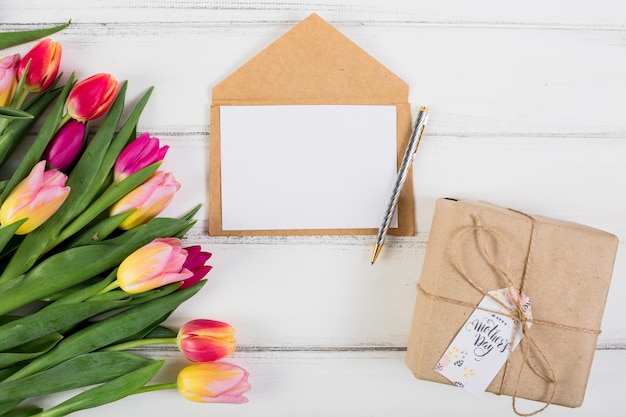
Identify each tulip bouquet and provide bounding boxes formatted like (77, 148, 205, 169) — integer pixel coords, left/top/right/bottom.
(0, 22, 249, 417)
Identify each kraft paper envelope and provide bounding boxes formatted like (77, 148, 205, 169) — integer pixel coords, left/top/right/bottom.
(209, 13, 414, 236)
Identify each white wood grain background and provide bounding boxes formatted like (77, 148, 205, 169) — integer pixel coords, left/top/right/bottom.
(2, 1, 625, 416)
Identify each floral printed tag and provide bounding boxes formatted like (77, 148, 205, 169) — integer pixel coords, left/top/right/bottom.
(434, 288, 532, 397)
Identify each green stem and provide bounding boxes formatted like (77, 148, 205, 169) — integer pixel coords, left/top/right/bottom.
(59, 113, 71, 126)
(134, 382, 178, 395)
(102, 337, 177, 352)
(96, 281, 120, 295)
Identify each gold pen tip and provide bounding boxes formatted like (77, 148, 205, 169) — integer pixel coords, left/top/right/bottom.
(370, 244, 382, 265)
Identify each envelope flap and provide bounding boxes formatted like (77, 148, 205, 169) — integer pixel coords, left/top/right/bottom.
(212, 13, 409, 105)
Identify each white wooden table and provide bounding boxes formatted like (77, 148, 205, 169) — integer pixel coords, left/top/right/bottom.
(2, 1, 625, 416)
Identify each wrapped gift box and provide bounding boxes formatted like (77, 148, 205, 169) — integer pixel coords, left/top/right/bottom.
(405, 198, 618, 409)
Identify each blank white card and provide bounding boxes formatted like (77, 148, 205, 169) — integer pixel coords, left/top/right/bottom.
(219, 105, 398, 231)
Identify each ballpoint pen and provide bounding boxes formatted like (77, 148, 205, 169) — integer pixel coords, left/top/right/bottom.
(371, 106, 429, 264)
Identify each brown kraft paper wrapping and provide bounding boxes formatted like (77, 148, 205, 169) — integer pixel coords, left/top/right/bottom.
(405, 198, 618, 409)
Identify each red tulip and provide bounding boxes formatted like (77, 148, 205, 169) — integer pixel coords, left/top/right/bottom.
(17, 38, 61, 92)
(177, 319, 236, 362)
(66, 73, 118, 121)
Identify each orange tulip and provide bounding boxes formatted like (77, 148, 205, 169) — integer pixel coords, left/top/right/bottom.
(177, 362, 250, 404)
(0, 160, 70, 234)
(109, 171, 180, 230)
(116, 237, 193, 294)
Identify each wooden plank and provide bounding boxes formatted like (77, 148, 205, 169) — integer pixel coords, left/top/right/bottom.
(0, 22, 624, 137)
(3, 0, 626, 28)
(32, 349, 625, 416)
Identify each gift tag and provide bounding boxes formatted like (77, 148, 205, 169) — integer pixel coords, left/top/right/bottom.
(434, 288, 532, 397)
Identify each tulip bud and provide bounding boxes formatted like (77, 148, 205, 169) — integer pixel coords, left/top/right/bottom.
(0, 160, 70, 234)
(43, 119, 86, 171)
(114, 132, 169, 183)
(177, 319, 235, 363)
(109, 171, 180, 230)
(0, 54, 20, 107)
(177, 362, 250, 404)
(17, 38, 61, 92)
(67, 73, 118, 121)
(117, 237, 193, 294)
(178, 245, 212, 290)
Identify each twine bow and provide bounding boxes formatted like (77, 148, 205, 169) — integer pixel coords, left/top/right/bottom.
(418, 212, 601, 416)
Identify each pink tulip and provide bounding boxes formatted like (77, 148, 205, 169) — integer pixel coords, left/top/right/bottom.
(17, 39, 61, 92)
(0, 160, 70, 234)
(177, 319, 235, 363)
(178, 245, 212, 290)
(177, 362, 250, 404)
(66, 73, 118, 121)
(114, 132, 169, 183)
(116, 237, 193, 294)
(0, 54, 20, 107)
(43, 119, 86, 170)
(109, 171, 180, 230)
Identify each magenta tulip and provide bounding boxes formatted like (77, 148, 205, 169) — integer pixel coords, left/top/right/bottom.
(178, 245, 212, 290)
(177, 319, 236, 362)
(0, 160, 70, 234)
(43, 119, 86, 170)
(0, 54, 20, 106)
(66, 73, 118, 121)
(17, 38, 61, 92)
(114, 132, 169, 183)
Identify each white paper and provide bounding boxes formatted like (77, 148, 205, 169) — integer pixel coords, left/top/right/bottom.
(434, 288, 532, 397)
(219, 105, 398, 231)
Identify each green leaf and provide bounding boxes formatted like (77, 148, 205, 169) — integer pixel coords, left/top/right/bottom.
(61, 211, 134, 249)
(0, 220, 26, 254)
(0, 281, 183, 353)
(0, 352, 156, 403)
(0, 402, 22, 416)
(0, 299, 129, 352)
(0, 332, 62, 369)
(0, 216, 194, 313)
(0, 87, 63, 169)
(33, 361, 163, 417)
(0, 406, 43, 417)
(57, 161, 161, 243)
(6, 281, 204, 381)
(0, 21, 70, 51)
(45, 271, 117, 304)
(143, 325, 178, 339)
(0, 204, 193, 288)
(0, 107, 32, 120)
(0, 364, 21, 382)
